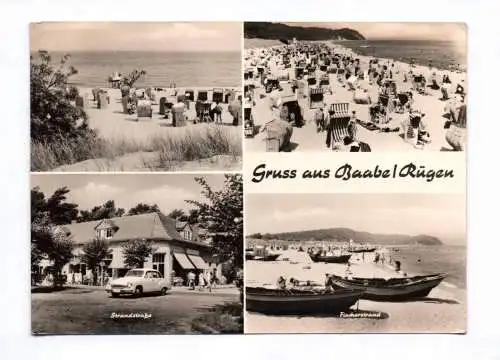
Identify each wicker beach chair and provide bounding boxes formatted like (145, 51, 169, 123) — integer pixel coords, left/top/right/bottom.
(136, 99, 152, 121)
(185, 90, 195, 102)
(402, 112, 423, 146)
(326, 103, 355, 149)
(97, 91, 109, 109)
(295, 67, 304, 79)
(197, 90, 208, 102)
(159, 97, 167, 115)
(212, 88, 224, 103)
(309, 87, 325, 109)
(319, 74, 330, 87)
(307, 76, 317, 86)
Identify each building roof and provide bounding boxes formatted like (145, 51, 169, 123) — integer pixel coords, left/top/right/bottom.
(58, 212, 208, 247)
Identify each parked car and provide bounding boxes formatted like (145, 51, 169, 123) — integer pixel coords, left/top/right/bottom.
(105, 269, 171, 298)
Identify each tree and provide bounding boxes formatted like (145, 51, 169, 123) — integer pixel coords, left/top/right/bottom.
(186, 174, 243, 267)
(127, 203, 160, 216)
(121, 69, 147, 87)
(30, 50, 95, 143)
(46, 231, 74, 288)
(81, 239, 112, 285)
(167, 209, 185, 219)
(31, 186, 79, 225)
(78, 200, 125, 222)
(122, 239, 155, 269)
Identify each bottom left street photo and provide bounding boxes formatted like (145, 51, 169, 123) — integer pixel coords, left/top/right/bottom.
(30, 173, 243, 335)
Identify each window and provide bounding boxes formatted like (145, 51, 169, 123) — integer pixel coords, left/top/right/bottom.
(153, 253, 166, 276)
(183, 229, 192, 241)
(106, 228, 113, 238)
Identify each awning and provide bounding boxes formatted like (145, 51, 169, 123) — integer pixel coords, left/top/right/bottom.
(173, 252, 195, 270)
(187, 255, 209, 270)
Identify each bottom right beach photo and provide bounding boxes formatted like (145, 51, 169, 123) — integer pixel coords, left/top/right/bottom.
(244, 193, 466, 333)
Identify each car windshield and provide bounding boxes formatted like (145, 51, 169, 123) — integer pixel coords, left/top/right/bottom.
(125, 270, 144, 277)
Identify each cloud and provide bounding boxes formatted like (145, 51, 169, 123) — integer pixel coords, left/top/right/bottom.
(70, 182, 125, 210)
(130, 185, 197, 213)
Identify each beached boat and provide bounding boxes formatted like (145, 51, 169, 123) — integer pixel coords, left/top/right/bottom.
(309, 253, 352, 264)
(246, 287, 364, 315)
(327, 273, 446, 301)
(349, 247, 376, 253)
(253, 254, 281, 262)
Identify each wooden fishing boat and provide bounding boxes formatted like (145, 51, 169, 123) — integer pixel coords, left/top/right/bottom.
(309, 253, 352, 264)
(327, 273, 446, 301)
(349, 247, 376, 253)
(253, 254, 281, 262)
(246, 287, 364, 315)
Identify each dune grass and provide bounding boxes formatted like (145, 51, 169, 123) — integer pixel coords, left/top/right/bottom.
(190, 302, 243, 334)
(31, 125, 242, 171)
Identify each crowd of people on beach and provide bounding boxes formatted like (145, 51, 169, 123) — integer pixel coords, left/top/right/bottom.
(244, 41, 467, 151)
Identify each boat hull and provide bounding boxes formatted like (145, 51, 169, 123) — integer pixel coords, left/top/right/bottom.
(328, 274, 446, 301)
(254, 254, 281, 261)
(246, 287, 364, 315)
(349, 248, 376, 253)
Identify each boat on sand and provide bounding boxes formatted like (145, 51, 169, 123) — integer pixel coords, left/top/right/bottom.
(246, 287, 364, 315)
(309, 252, 352, 264)
(327, 273, 446, 301)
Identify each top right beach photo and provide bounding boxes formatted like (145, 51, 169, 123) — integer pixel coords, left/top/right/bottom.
(243, 22, 467, 152)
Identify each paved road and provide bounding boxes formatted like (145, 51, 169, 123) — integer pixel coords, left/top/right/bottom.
(32, 288, 238, 334)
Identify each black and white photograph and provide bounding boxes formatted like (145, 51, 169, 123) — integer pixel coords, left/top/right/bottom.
(30, 22, 242, 172)
(243, 22, 467, 152)
(244, 193, 466, 333)
(31, 173, 243, 334)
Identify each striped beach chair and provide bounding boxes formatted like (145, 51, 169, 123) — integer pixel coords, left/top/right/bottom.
(326, 103, 355, 148)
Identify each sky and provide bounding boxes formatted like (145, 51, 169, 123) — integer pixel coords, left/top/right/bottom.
(283, 22, 467, 44)
(30, 22, 242, 52)
(245, 194, 466, 244)
(31, 174, 227, 215)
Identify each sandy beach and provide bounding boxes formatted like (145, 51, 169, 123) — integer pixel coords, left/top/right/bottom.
(245, 250, 466, 333)
(38, 86, 242, 172)
(244, 41, 466, 152)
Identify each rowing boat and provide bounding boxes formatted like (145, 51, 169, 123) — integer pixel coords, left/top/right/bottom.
(246, 287, 364, 315)
(327, 273, 446, 301)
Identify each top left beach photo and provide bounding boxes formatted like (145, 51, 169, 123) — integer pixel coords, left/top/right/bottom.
(30, 22, 243, 172)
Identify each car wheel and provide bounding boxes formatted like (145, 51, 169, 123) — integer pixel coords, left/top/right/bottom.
(160, 287, 167, 296)
(111, 293, 119, 298)
(134, 286, 143, 298)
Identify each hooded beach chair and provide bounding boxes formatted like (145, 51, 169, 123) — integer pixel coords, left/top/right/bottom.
(326, 103, 355, 149)
(185, 90, 195, 102)
(309, 87, 325, 109)
(136, 99, 152, 121)
(295, 67, 304, 79)
(402, 112, 424, 146)
(307, 76, 317, 86)
(212, 88, 224, 103)
(413, 75, 426, 94)
(197, 90, 208, 102)
(97, 91, 109, 109)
